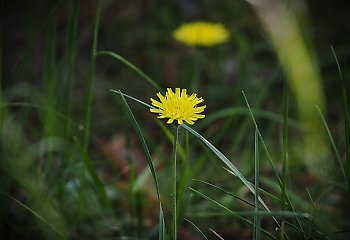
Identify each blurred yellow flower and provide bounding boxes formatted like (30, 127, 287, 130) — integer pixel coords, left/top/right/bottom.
(173, 21, 229, 47)
(150, 88, 206, 125)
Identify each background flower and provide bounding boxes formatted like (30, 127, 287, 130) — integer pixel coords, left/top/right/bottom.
(173, 21, 229, 47)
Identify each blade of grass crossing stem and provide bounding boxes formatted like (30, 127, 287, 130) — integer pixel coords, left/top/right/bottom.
(254, 129, 261, 240)
(189, 187, 276, 240)
(316, 105, 346, 182)
(97, 51, 163, 92)
(117, 91, 166, 239)
(83, 0, 100, 151)
(331, 46, 350, 192)
(281, 79, 289, 240)
(182, 124, 270, 212)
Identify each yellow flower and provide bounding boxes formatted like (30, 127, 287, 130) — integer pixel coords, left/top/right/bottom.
(150, 88, 206, 125)
(173, 21, 229, 47)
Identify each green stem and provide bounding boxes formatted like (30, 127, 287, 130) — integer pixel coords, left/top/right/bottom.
(172, 125, 180, 240)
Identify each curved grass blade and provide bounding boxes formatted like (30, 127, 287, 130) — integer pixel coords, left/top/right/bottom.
(98, 51, 163, 92)
(116, 90, 166, 239)
(182, 124, 270, 213)
(316, 105, 346, 182)
(331, 46, 349, 192)
(184, 218, 209, 240)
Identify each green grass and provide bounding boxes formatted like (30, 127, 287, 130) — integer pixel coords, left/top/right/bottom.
(1, 1, 349, 239)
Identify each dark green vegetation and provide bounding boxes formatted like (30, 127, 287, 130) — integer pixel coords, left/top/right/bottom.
(1, 0, 350, 239)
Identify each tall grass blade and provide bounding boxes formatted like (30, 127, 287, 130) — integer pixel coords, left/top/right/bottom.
(117, 91, 161, 200)
(316, 105, 346, 182)
(159, 205, 167, 240)
(254, 129, 261, 240)
(242, 91, 281, 185)
(281, 78, 289, 240)
(331, 46, 350, 192)
(116, 91, 166, 238)
(242, 91, 306, 239)
(97, 50, 163, 92)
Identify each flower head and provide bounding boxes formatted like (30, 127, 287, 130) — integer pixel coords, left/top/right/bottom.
(173, 21, 229, 47)
(150, 88, 206, 125)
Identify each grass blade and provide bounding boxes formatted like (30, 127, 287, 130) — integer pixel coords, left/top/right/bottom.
(184, 218, 209, 240)
(97, 50, 163, 92)
(182, 124, 270, 213)
(254, 129, 261, 240)
(117, 90, 161, 200)
(331, 46, 350, 192)
(1, 191, 67, 239)
(116, 90, 166, 237)
(189, 187, 276, 240)
(281, 78, 289, 240)
(316, 105, 346, 182)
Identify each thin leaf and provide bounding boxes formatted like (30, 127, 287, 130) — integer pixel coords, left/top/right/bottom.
(189, 187, 276, 240)
(331, 46, 350, 192)
(116, 90, 166, 237)
(254, 129, 261, 240)
(1, 191, 67, 239)
(316, 105, 346, 182)
(98, 51, 163, 92)
(182, 124, 271, 213)
(117, 90, 161, 201)
(184, 218, 209, 240)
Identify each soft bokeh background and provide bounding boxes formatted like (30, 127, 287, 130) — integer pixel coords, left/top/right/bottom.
(1, 0, 350, 239)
